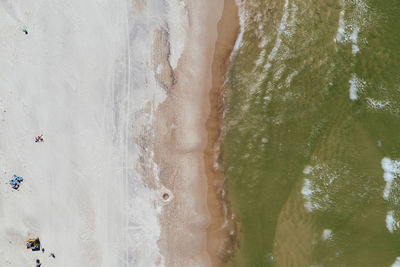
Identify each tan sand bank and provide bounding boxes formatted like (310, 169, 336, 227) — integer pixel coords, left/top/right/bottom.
(154, 0, 239, 266)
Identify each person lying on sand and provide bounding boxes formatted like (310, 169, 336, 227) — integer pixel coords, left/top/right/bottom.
(35, 135, 44, 143)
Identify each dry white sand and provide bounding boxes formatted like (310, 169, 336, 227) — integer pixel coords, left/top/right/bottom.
(0, 0, 195, 266)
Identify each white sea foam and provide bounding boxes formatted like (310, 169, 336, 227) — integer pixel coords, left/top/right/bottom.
(247, 0, 292, 96)
(367, 98, 390, 110)
(334, 0, 369, 55)
(322, 229, 333, 240)
(285, 71, 298, 88)
(350, 26, 360, 54)
(392, 257, 400, 267)
(301, 178, 315, 212)
(349, 74, 366, 101)
(303, 165, 313, 175)
(381, 157, 400, 200)
(301, 162, 346, 212)
(255, 50, 266, 66)
(284, 2, 298, 38)
(386, 210, 400, 233)
(335, 10, 345, 42)
(262, 0, 289, 74)
(232, 0, 247, 52)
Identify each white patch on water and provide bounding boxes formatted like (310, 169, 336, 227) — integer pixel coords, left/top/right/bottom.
(273, 64, 286, 81)
(349, 74, 366, 101)
(255, 49, 266, 66)
(378, 140, 382, 147)
(232, 0, 247, 52)
(258, 37, 268, 49)
(350, 26, 360, 54)
(284, 2, 298, 38)
(301, 163, 346, 212)
(334, 0, 369, 55)
(335, 10, 346, 42)
(247, 0, 293, 96)
(386, 210, 400, 233)
(392, 257, 400, 267)
(303, 165, 313, 175)
(262, 0, 290, 74)
(380, 158, 400, 235)
(367, 98, 390, 110)
(301, 178, 315, 212)
(285, 70, 299, 86)
(322, 229, 333, 240)
(381, 157, 400, 200)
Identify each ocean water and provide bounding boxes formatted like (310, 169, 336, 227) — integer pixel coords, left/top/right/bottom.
(223, 0, 400, 266)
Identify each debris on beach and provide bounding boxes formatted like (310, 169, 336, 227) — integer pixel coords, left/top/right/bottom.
(35, 135, 44, 143)
(26, 238, 40, 251)
(9, 174, 23, 190)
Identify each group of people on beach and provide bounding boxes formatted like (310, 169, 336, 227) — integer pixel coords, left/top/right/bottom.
(7, 132, 53, 265)
(35, 250, 55, 266)
(8, 135, 43, 191)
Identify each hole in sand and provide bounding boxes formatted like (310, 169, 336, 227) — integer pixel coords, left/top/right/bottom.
(162, 193, 169, 200)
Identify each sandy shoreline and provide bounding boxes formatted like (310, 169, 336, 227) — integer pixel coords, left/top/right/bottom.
(205, 0, 240, 265)
(0, 0, 238, 265)
(154, 0, 239, 266)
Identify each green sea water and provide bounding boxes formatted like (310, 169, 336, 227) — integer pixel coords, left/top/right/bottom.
(223, 0, 400, 266)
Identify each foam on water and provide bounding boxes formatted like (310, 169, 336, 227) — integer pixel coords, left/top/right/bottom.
(381, 158, 400, 235)
(386, 210, 400, 233)
(350, 26, 360, 54)
(262, 0, 289, 74)
(381, 157, 400, 200)
(335, 0, 369, 55)
(322, 229, 333, 240)
(349, 74, 365, 101)
(301, 163, 347, 212)
(248, 0, 294, 96)
(367, 98, 390, 110)
(232, 0, 247, 53)
(335, 10, 346, 42)
(392, 257, 400, 267)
